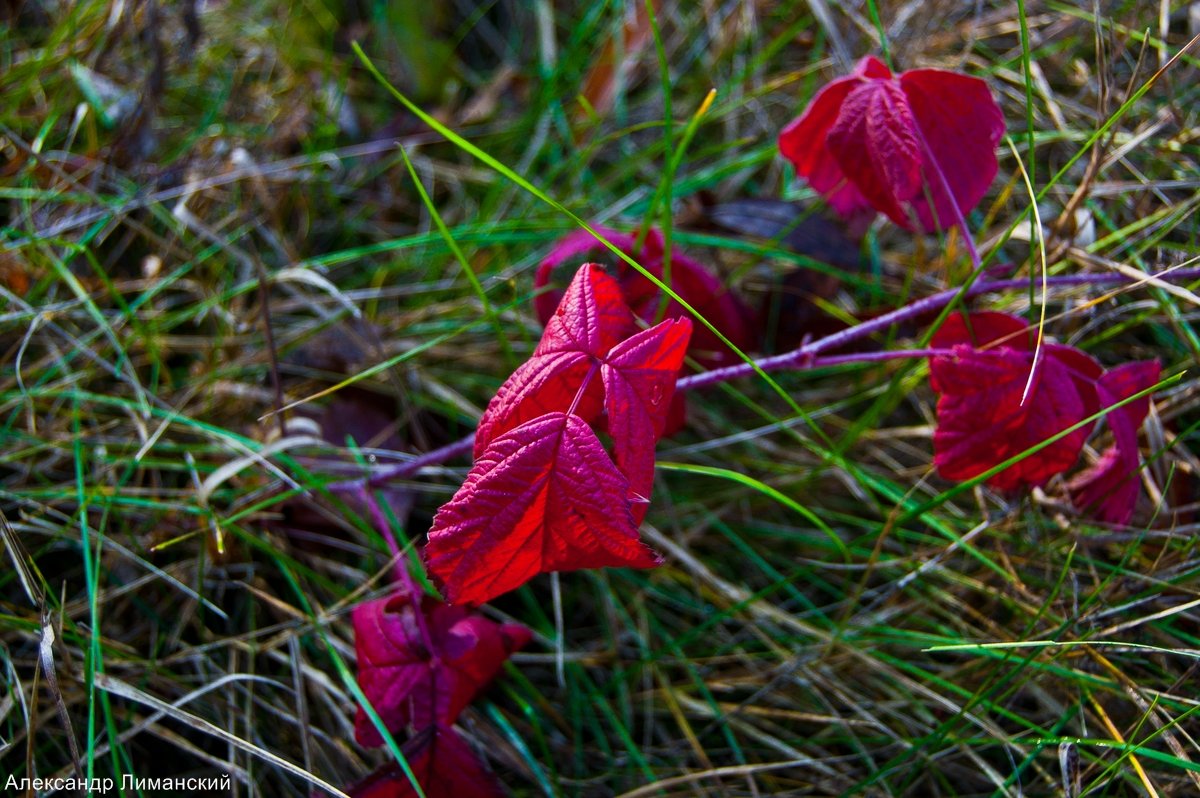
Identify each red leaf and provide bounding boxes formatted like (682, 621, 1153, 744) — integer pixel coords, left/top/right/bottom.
(539, 261, 633, 356)
(1068, 360, 1160, 525)
(826, 77, 922, 226)
(930, 312, 1103, 404)
(426, 412, 661, 605)
(602, 318, 692, 522)
(346, 725, 507, 798)
(778, 66, 875, 219)
(929, 312, 1101, 490)
(535, 226, 754, 367)
(534, 228, 643, 327)
(353, 593, 531, 746)
(930, 309, 1030, 351)
(927, 313, 1162, 519)
(475, 264, 632, 458)
(779, 55, 1004, 233)
(660, 392, 687, 439)
(899, 68, 1006, 231)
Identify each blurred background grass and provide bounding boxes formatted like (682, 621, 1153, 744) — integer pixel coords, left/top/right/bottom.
(3, 1, 1200, 795)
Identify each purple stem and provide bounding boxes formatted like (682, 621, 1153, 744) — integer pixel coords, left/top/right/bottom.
(352, 483, 437, 653)
(677, 267, 1200, 391)
(333, 266, 1200, 485)
(804, 348, 953, 368)
(331, 435, 477, 492)
(351, 483, 408, 584)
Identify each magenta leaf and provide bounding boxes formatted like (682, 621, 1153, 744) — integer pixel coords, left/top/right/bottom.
(602, 318, 692, 521)
(779, 55, 1005, 232)
(929, 312, 1102, 491)
(475, 264, 631, 458)
(426, 411, 661, 606)
(353, 593, 531, 746)
(1068, 360, 1161, 525)
(345, 725, 507, 798)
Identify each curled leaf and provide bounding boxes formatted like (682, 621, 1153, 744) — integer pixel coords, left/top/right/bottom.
(899, 68, 1008, 231)
(353, 593, 531, 746)
(779, 55, 1005, 232)
(929, 312, 1101, 491)
(927, 311, 1161, 524)
(826, 75, 922, 225)
(1068, 360, 1161, 525)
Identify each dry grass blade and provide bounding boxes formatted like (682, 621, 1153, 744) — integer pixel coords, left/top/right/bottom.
(92, 673, 350, 797)
(0, 509, 41, 609)
(36, 618, 83, 782)
(616, 758, 835, 798)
